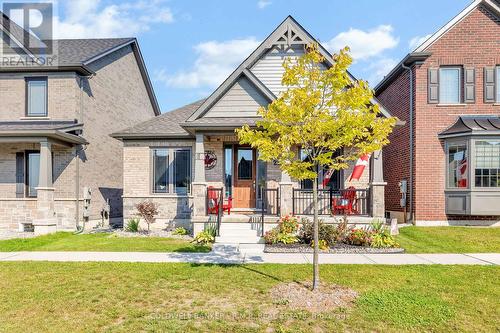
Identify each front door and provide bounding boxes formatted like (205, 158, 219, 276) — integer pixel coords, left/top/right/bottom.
(233, 146, 256, 208)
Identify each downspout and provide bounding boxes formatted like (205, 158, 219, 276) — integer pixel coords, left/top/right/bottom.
(401, 64, 414, 225)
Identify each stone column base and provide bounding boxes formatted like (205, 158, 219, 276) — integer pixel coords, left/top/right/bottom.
(279, 182, 293, 216)
(192, 182, 208, 217)
(34, 187, 58, 235)
(370, 182, 387, 219)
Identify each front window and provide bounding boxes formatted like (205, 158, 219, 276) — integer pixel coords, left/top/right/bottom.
(447, 142, 468, 188)
(224, 146, 233, 197)
(152, 148, 191, 194)
(439, 67, 461, 104)
(474, 140, 500, 188)
(26, 77, 48, 116)
(26, 151, 40, 197)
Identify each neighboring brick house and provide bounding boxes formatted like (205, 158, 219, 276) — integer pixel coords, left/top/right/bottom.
(375, 0, 500, 225)
(0, 12, 159, 233)
(112, 16, 393, 237)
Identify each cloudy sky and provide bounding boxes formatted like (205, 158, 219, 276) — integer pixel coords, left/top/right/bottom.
(47, 0, 470, 112)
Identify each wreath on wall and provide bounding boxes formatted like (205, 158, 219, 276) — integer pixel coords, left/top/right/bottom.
(204, 151, 217, 170)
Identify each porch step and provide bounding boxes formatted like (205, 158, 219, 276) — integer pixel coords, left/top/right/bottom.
(215, 221, 263, 244)
(215, 236, 264, 244)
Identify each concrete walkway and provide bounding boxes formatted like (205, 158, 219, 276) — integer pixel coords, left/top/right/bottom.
(0, 251, 498, 265)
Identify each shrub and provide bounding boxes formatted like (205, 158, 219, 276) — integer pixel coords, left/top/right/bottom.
(193, 231, 215, 245)
(346, 228, 372, 246)
(299, 219, 337, 247)
(276, 232, 298, 245)
(172, 227, 188, 236)
(125, 218, 140, 232)
(333, 217, 352, 243)
(135, 201, 159, 232)
(369, 220, 399, 248)
(205, 225, 217, 238)
(264, 228, 279, 244)
(279, 215, 299, 234)
(311, 239, 329, 251)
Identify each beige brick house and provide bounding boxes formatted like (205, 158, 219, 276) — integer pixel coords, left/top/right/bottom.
(0, 12, 159, 234)
(112, 16, 392, 238)
(375, 0, 500, 226)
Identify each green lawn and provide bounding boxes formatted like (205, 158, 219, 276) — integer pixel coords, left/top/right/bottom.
(0, 232, 210, 253)
(0, 263, 497, 332)
(396, 226, 500, 253)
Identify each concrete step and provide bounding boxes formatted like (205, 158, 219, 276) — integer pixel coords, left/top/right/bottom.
(238, 243, 265, 254)
(215, 236, 264, 244)
(219, 223, 260, 231)
(219, 230, 259, 237)
(212, 243, 239, 254)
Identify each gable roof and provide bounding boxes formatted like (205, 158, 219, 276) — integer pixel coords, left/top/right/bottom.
(187, 15, 392, 122)
(375, 0, 500, 94)
(0, 12, 160, 116)
(111, 99, 206, 139)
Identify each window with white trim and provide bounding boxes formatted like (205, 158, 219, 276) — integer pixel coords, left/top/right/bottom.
(152, 148, 191, 194)
(474, 140, 500, 188)
(439, 67, 461, 104)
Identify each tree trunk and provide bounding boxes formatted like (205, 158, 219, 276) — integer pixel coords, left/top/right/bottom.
(312, 176, 320, 290)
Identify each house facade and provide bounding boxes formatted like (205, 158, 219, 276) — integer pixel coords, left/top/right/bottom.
(375, 0, 500, 225)
(0, 12, 159, 233)
(113, 16, 392, 233)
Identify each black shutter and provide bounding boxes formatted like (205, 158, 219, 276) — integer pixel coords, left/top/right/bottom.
(464, 68, 475, 103)
(484, 67, 496, 103)
(15, 152, 25, 198)
(428, 68, 439, 103)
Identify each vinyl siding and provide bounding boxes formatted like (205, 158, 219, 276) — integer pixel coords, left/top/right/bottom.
(250, 45, 306, 96)
(204, 77, 268, 118)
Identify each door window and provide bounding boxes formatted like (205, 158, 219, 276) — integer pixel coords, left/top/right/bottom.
(237, 149, 253, 180)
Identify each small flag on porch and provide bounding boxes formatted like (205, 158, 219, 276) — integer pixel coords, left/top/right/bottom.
(456, 158, 467, 188)
(349, 154, 371, 181)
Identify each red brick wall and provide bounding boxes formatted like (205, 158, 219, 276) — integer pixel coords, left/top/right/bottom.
(377, 69, 413, 214)
(378, 5, 500, 222)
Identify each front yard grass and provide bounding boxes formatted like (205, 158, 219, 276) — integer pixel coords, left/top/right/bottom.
(396, 226, 500, 253)
(0, 232, 210, 253)
(0, 262, 497, 332)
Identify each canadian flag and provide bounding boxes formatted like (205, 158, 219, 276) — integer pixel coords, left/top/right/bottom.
(350, 154, 371, 181)
(323, 169, 334, 187)
(456, 158, 467, 188)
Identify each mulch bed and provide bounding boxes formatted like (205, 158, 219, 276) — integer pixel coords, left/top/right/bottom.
(270, 281, 358, 313)
(265, 242, 405, 254)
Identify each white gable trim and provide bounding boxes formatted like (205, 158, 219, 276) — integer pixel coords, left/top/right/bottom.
(414, 0, 500, 52)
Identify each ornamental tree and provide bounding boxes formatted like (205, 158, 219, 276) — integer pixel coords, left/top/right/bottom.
(236, 44, 395, 290)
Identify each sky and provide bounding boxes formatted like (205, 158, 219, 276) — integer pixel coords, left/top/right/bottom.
(47, 0, 471, 112)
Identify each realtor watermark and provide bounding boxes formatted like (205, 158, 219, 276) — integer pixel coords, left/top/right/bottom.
(1, 1, 58, 67)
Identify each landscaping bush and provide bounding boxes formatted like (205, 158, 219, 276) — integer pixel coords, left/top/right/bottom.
(264, 215, 300, 245)
(311, 239, 329, 250)
(346, 228, 372, 246)
(299, 219, 337, 247)
(333, 217, 352, 243)
(172, 227, 188, 236)
(125, 218, 140, 232)
(193, 231, 215, 245)
(369, 220, 399, 248)
(135, 201, 159, 232)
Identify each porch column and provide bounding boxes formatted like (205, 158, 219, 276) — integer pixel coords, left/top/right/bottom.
(33, 140, 57, 235)
(192, 133, 207, 216)
(279, 170, 293, 216)
(370, 149, 386, 219)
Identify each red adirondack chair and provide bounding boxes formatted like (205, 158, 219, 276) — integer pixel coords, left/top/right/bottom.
(332, 186, 358, 215)
(207, 187, 232, 215)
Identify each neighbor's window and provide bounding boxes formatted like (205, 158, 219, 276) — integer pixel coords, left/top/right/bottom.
(474, 140, 500, 188)
(439, 67, 461, 104)
(447, 142, 468, 188)
(26, 77, 48, 116)
(152, 148, 191, 194)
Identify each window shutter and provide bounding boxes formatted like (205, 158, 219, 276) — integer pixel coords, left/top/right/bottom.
(15, 152, 25, 198)
(428, 68, 439, 103)
(484, 67, 495, 103)
(464, 68, 475, 103)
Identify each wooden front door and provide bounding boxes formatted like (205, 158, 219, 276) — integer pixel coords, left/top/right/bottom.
(233, 146, 256, 208)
